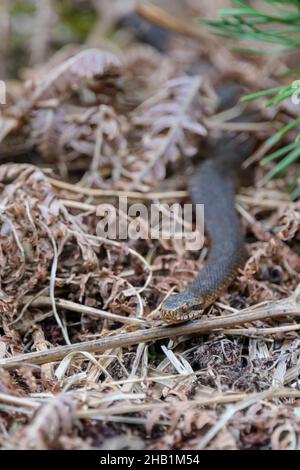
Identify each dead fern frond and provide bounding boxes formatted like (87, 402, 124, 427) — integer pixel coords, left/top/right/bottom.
(18, 395, 76, 450)
(30, 104, 128, 172)
(29, 48, 123, 104)
(124, 75, 207, 185)
(0, 163, 98, 317)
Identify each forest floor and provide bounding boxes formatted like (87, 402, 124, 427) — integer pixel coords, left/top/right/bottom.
(0, 0, 300, 450)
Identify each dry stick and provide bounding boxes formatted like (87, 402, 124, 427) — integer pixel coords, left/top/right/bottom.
(53, 181, 294, 211)
(60, 191, 294, 218)
(192, 388, 300, 407)
(77, 388, 300, 420)
(20, 296, 146, 327)
(60, 199, 96, 212)
(222, 323, 300, 337)
(0, 393, 40, 409)
(1, 387, 300, 416)
(48, 177, 188, 201)
(135, 2, 210, 42)
(237, 194, 294, 209)
(204, 120, 276, 132)
(1, 301, 300, 370)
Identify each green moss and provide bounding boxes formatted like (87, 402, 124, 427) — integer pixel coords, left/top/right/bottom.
(55, 1, 97, 41)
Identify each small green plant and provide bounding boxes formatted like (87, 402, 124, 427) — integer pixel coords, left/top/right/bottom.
(200, 0, 300, 197)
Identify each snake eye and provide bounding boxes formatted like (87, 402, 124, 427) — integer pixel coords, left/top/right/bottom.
(190, 305, 202, 313)
(189, 298, 202, 309)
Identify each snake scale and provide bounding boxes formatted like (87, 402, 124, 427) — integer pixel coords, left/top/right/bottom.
(160, 140, 251, 323)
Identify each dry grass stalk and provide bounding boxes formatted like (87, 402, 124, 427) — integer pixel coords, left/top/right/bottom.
(1, 297, 300, 369)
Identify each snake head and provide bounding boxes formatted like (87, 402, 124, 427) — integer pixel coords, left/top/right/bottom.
(160, 291, 204, 323)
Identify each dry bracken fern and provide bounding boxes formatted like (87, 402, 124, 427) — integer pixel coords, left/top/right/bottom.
(123, 75, 207, 185)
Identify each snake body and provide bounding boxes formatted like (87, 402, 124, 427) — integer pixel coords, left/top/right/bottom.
(120, 16, 253, 324)
(160, 144, 247, 323)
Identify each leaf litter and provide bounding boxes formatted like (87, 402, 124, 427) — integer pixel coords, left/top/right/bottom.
(0, 0, 300, 451)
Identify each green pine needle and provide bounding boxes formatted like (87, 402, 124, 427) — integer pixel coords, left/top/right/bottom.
(261, 141, 300, 165)
(202, 1, 300, 197)
(264, 145, 300, 180)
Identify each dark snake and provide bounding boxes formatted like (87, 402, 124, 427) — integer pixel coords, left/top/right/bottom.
(160, 140, 253, 323)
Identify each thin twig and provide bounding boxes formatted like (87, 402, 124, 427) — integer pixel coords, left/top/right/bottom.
(204, 120, 277, 132)
(237, 194, 294, 209)
(48, 177, 188, 200)
(0, 393, 40, 409)
(223, 323, 300, 337)
(1, 300, 300, 369)
(40, 221, 71, 345)
(20, 296, 147, 326)
(135, 1, 212, 42)
(1, 387, 300, 417)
